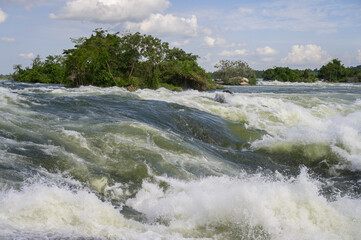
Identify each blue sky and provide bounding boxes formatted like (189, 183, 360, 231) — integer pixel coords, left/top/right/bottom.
(1, 0, 361, 74)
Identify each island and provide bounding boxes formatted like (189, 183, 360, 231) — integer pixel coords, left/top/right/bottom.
(12, 29, 219, 91)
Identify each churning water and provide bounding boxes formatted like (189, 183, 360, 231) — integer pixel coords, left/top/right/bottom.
(0, 80, 360, 239)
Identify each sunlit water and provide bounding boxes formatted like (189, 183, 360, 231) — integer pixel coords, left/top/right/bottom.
(0, 80, 360, 239)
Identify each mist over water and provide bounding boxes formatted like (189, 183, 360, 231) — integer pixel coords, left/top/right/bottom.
(0, 80, 360, 239)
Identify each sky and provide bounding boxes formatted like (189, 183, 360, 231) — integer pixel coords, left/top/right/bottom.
(1, 0, 361, 74)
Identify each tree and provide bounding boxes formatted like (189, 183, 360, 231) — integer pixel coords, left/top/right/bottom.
(139, 34, 169, 89)
(301, 69, 316, 82)
(213, 60, 256, 85)
(303, 69, 310, 79)
(165, 47, 198, 62)
(12, 55, 65, 84)
(119, 32, 144, 81)
(63, 29, 122, 87)
(262, 68, 275, 80)
(318, 59, 347, 82)
(42, 55, 66, 84)
(160, 59, 212, 90)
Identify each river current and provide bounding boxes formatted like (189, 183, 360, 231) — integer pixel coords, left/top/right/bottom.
(0, 80, 360, 239)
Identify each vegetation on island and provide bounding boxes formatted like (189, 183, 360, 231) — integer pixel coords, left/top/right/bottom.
(0, 74, 11, 80)
(318, 59, 361, 82)
(212, 60, 257, 85)
(262, 67, 316, 82)
(261, 59, 361, 83)
(12, 29, 218, 91)
(13, 55, 66, 84)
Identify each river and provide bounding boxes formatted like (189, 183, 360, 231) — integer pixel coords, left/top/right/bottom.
(0, 80, 360, 239)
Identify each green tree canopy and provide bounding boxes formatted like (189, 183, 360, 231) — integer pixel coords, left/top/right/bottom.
(12, 55, 66, 84)
(318, 59, 347, 82)
(12, 29, 217, 91)
(63, 29, 214, 89)
(213, 60, 257, 85)
(262, 67, 316, 82)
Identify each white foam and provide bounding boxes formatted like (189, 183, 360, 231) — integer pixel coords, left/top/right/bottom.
(0, 86, 28, 108)
(127, 169, 361, 240)
(4, 170, 357, 239)
(0, 182, 191, 239)
(134, 87, 361, 171)
(60, 128, 91, 151)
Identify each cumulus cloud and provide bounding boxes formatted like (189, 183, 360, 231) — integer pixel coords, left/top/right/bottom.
(204, 36, 227, 47)
(203, 36, 240, 48)
(281, 44, 331, 65)
(256, 46, 279, 56)
(171, 39, 190, 47)
(219, 49, 248, 57)
(204, 36, 216, 47)
(19, 53, 34, 59)
(126, 14, 198, 37)
(1, 37, 16, 42)
(0, 8, 8, 23)
(50, 0, 170, 23)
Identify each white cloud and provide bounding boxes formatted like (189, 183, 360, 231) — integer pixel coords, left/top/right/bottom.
(203, 36, 238, 48)
(281, 44, 331, 65)
(19, 53, 34, 59)
(256, 46, 279, 56)
(171, 39, 190, 47)
(219, 49, 248, 57)
(50, 0, 170, 23)
(126, 14, 198, 37)
(204, 36, 215, 47)
(204, 36, 227, 47)
(0, 8, 8, 23)
(358, 49, 361, 63)
(1, 37, 16, 42)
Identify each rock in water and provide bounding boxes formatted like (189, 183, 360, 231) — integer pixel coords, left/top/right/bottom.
(222, 90, 233, 94)
(214, 93, 226, 103)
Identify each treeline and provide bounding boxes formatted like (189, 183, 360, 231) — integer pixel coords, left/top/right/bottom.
(262, 67, 317, 82)
(261, 59, 361, 82)
(12, 29, 217, 91)
(0, 74, 11, 80)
